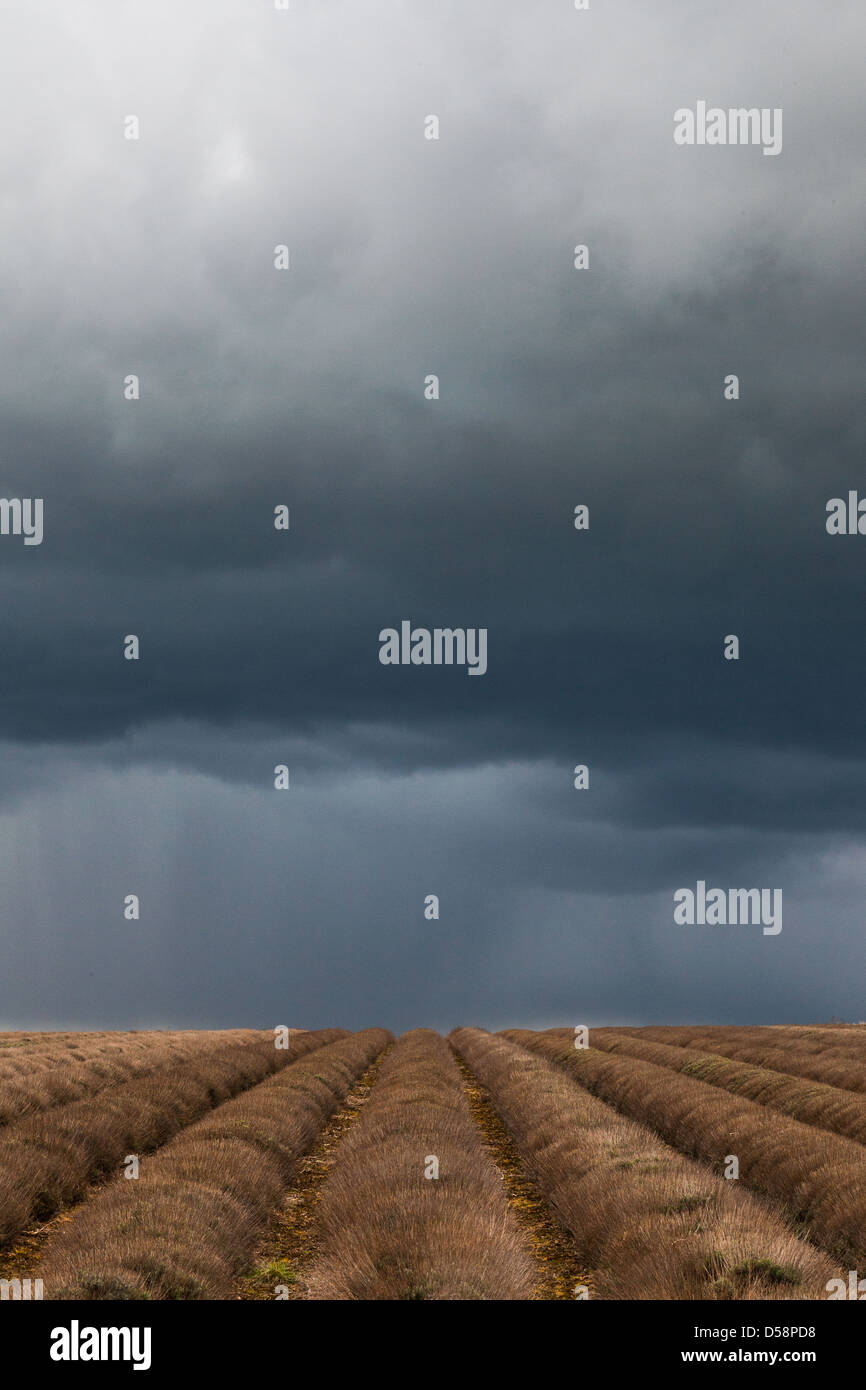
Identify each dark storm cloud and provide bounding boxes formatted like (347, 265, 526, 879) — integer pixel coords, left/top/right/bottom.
(2, 262, 865, 764)
(2, 753, 864, 1033)
(0, 0, 864, 1028)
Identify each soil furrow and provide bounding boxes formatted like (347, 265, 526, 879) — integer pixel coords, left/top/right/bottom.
(451, 1051, 592, 1300)
(0, 1186, 102, 1289)
(235, 1045, 392, 1300)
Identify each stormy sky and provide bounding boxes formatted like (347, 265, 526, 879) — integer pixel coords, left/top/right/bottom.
(1, 0, 864, 1032)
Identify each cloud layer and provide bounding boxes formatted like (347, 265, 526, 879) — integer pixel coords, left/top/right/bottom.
(0, 0, 864, 1029)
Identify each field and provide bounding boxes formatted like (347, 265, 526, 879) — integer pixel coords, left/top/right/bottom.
(1, 1023, 864, 1301)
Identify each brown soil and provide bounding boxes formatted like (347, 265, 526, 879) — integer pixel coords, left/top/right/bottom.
(452, 1051, 594, 1300)
(0, 1181, 105, 1289)
(234, 1045, 392, 1300)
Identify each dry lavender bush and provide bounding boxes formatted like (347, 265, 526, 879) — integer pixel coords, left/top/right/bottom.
(616, 1023, 866, 1061)
(0, 1029, 279, 1126)
(452, 1028, 838, 1300)
(507, 1028, 866, 1270)
(581, 1030, 866, 1145)
(39, 1029, 391, 1300)
(0, 1027, 345, 1246)
(306, 1028, 535, 1300)
(604, 1025, 866, 1095)
(0, 1033, 112, 1046)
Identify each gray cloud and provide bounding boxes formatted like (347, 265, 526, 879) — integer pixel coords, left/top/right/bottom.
(0, 0, 864, 1029)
